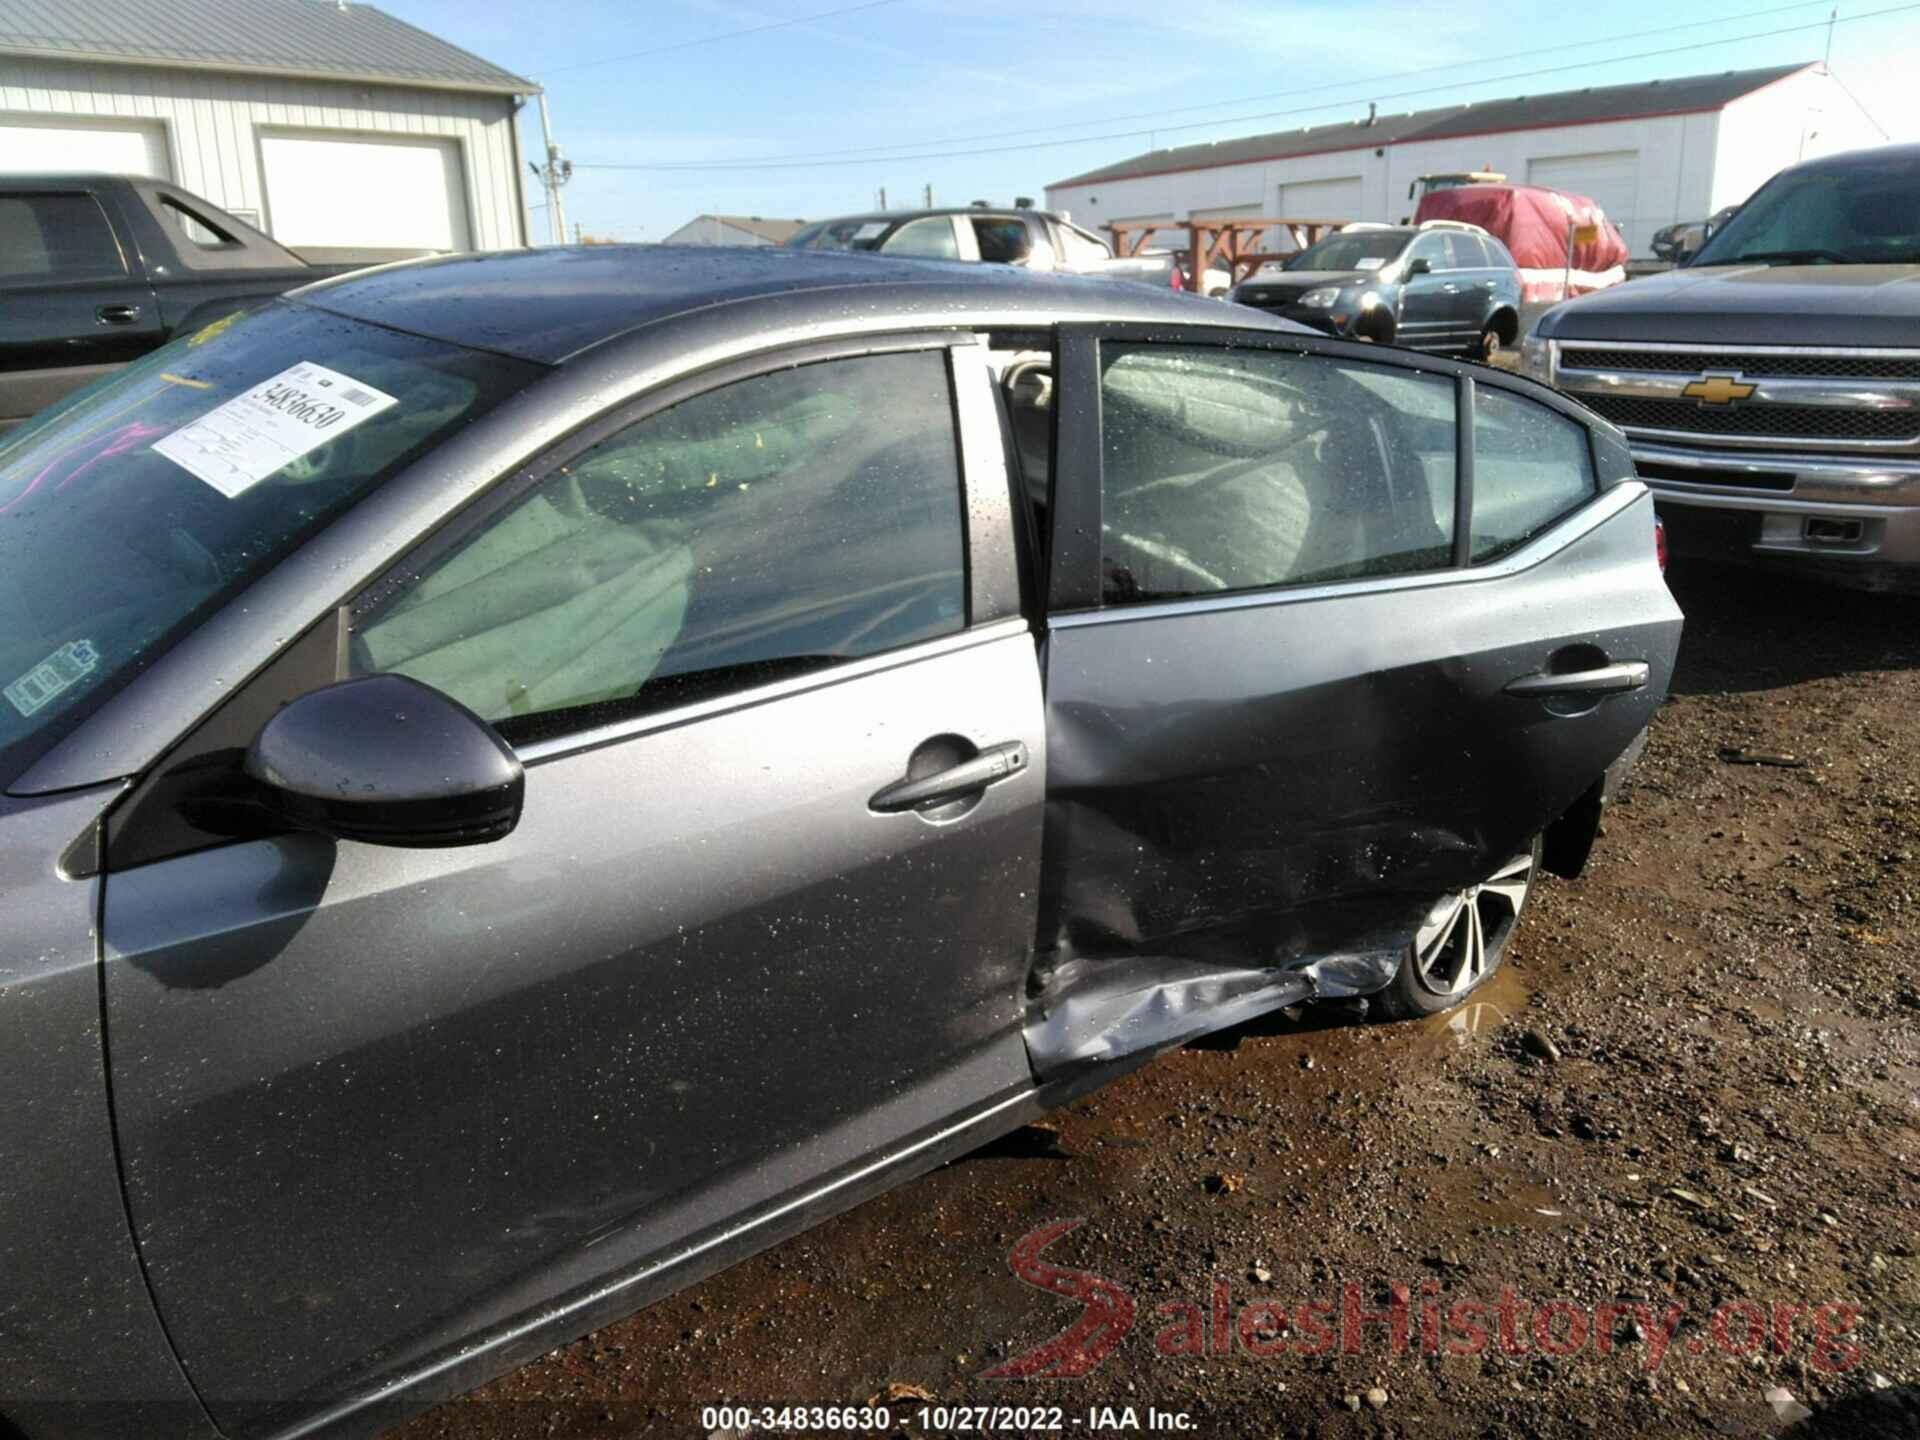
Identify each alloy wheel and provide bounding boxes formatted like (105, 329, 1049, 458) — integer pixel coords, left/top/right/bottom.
(1410, 848, 1535, 997)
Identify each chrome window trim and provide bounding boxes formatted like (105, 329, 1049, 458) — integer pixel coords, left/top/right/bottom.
(1047, 482, 1645, 630)
(514, 617, 1033, 766)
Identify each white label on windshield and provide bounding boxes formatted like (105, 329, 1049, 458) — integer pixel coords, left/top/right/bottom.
(1355, 256, 1387, 270)
(153, 362, 398, 498)
(5, 639, 99, 717)
(852, 221, 889, 240)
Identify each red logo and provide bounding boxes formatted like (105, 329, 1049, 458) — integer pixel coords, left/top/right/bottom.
(980, 1219, 1136, 1379)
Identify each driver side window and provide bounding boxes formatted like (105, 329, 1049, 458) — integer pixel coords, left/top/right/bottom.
(1097, 345, 1457, 604)
(349, 351, 967, 743)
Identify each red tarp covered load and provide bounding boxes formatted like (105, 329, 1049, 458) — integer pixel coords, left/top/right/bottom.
(1414, 184, 1629, 303)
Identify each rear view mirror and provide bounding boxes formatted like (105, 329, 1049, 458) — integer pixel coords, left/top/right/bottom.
(245, 675, 524, 847)
(1405, 257, 1432, 277)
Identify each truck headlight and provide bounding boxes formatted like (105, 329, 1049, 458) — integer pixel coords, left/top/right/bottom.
(1519, 335, 1554, 384)
(1298, 287, 1341, 309)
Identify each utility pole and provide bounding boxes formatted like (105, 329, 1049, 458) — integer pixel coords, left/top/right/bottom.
(535, 93, 572, 246)
(878, 185, 887, 210)
(1824, 5, 1837, 66)
(924, 182, 932, 207)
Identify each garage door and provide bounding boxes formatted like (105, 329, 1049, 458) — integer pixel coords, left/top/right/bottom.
(1526, 151, 1640, 252)
(0, 117, 170, 178)
(260, 132, 471, 254)
(1276, 177, 1362, 223)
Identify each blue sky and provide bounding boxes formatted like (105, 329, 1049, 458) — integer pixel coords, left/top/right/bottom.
(385, 0, 1920, 242)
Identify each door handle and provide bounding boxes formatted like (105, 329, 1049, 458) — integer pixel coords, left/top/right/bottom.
(1505, 661, 1649, 699)
(96, 304, 142, 325)
(869, 741, 1029, 813)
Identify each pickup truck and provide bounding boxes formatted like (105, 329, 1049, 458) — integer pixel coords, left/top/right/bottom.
(1522, 142, 1920, 593)
(0, 175, 363, 432)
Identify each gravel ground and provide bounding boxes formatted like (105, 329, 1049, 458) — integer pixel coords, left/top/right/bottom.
(400, 559, 1919, 1440)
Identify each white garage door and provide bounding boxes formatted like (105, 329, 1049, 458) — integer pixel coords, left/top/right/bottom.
(1276, 177, 1362, 222)
(1526, 151, 1640, 251)
(261, 132, 471, 253)
(0, 117, 170, 178)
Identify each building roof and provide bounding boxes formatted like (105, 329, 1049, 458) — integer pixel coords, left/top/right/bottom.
(0, 0, 536, 95)
(1050, 63, 1809, 189)
(299, 243, 1298, 364)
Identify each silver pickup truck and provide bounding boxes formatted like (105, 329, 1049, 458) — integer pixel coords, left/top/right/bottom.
(1522, 143, 1920, 593)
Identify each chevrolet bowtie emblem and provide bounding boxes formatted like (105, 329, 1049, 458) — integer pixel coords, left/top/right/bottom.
(1681, 372, 1757, 406)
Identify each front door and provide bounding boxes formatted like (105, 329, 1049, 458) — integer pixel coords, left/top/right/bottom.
(1038, 326, 1679, 980)
(0, 189, 163, 427)
(1394, 232, 1455, 351)
(99, 341, 1046, 1430)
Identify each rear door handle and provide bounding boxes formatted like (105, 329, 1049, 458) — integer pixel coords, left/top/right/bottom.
(1505, 661, 1650, 699)
(96, 304, 142, 325)
(869, 741, 1029, 813)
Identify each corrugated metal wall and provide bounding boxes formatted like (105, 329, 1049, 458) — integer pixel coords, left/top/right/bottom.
(0, 56, 526, 248)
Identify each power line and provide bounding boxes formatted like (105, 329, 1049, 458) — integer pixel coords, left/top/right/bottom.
(620, 0, 1836, 170)
(574, 1, 1920, 174)
(537, 0, 909, 77)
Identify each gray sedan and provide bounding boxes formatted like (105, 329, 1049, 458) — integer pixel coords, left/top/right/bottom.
(0, 246, 1679, 1439)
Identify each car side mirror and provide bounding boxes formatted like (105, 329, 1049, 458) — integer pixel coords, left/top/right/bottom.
(244, 674, 524, 847)
(1405, 257, 1432, 277)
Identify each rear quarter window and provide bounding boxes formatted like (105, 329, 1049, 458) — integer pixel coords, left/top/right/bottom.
(1471, 387, 1596, 561)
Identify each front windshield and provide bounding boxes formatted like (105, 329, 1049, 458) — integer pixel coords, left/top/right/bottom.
(1283, 232, 1409, 272)
(1692, 157, 1920, 266)
(0, 302, 542, 784)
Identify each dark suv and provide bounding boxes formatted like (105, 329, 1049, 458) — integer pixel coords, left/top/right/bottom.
(1228, 223, 1522, 360)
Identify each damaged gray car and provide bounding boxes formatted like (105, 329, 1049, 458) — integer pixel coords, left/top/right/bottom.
(0, 246, 1679, 1440)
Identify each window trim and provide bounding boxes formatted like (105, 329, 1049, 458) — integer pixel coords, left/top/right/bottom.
(1049, 322, 1611, 615)
(347, 330, 991, 759)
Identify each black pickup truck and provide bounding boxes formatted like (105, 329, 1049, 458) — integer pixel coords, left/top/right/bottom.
(1, 175, 364, 432)
(1522, 143, 1920, 593)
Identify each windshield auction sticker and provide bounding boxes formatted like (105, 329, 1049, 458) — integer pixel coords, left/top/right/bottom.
(153, 362, 397, 498)
(5, 639, 100, 718)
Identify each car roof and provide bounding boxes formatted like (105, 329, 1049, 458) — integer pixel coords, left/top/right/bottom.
(802, 207, 1057, 227)
(298, 243, 1285, 364)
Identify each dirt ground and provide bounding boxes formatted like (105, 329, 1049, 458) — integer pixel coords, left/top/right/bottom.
(400, 559, 1919, 1440)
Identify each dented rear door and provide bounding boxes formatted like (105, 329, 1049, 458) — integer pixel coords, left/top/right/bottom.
(1028, 326, 1679, 1068)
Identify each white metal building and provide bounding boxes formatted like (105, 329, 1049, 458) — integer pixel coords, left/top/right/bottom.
(662, 214, 810, 247)
(0, 0, 534, 261)
(1046, 64, 1888, 257)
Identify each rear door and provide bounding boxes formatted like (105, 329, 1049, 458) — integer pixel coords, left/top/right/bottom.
(98, 335, 1046, 1429)
(0, 188, 162, 428)
(1038, 324, 1679, 989)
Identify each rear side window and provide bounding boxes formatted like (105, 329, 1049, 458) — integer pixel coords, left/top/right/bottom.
(0, 193, 125, 281)
(1098, 345, 1457, 603)
(1443, 233, 1486, 268)
(882, 217, 960, 260)
(351, 350, 966, 741)
(1471, 387, 1596, 561)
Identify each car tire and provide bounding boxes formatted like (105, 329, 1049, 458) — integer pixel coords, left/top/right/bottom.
(1356, 311, 1396, 346)
(1375, 838, 1541, 1020)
